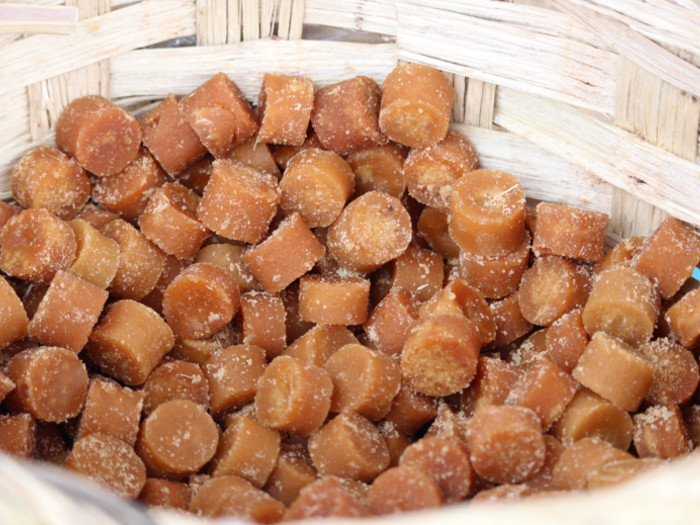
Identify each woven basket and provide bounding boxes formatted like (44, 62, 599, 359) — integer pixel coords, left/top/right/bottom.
(1, 0, 700, 523)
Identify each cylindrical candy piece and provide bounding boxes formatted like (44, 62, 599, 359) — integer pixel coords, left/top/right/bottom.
(5, 346, 88, 422)
(401, 314, 481, 396)
(136, 399, 218, 478)
(466, 405, 545, 484)
(449, 169, 526, 257)
(367, 465, 444, 514)
(68, 219, 119, 290)
(299, 274, 370, 325)
(0, 275, 29, 349)
(255, 356, 333, 436)
(379, 63, 454, 148)
(142, 360, 209, 416)
(56, 95, 142, 176)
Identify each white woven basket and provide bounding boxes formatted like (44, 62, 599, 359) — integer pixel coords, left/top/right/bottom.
(1, 0, 700, 523)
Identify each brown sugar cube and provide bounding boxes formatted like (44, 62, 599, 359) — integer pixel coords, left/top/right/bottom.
(327, 190, 412, 273)
(466, 405, 545, 484)
(390, 246, 444, 304)
(0, 274, 28, 349)
(77, 376, 144, 447)
(202, 345, 266, 418)
(263, 442, 318, 506)
(141, 93, 207, 176)
(0, 371, 15, 404)
(67, 219, 119, 290)
(169, 325, 236, 365)
(102, 218, 165, 300)
(197, 159, 280, 243)
(573, 331, 654, 412)
(56, 95, 142, 177)
(299, 274, 370, 325)
(377, 420, 411, 467)
(75, 203, 120, 230)
(545, 308, 590, 373)
(505, 328, 549, 366)
(139, 182, 211, 259)
(226, 137, 281, 178)
(279, 148, 355, 228)
(28, 271, 108, 353)
(416, 207, 460, 259)
(139, 254, 187, 316)
(243, 213, 324, 294)
(582, 265, 660, 347)
(87, 300, 174, 386)
(0, 201, 21, 231)
(533, 202, 609, 263)
(379, 63, 454, 148)
(594, 236, 645, 274)
(65, 432, 146, 498)
(179, 72, 259, 157)
(525, 434, 566, 491)
(189, 475, 286, 522)
(0, 208, 77, 284)
(461, 356, 520, 418)
(196, 243, 259, 293)
(633, 405, 691, 459)
(404, 131, 478, 211)
(347, 143, 407, 199)
(666, 287, 700, 348)
(505, 359, 578, 430)
(5, 346, 87, 423)
(0, 414, 35, 459)
(283, 324, 358, 367)
(238, 291, 286, 359)
(308, 411, 390, 481)
(210, 415, 281, 487)
(551, 437, 633, 490)
(458, 230, 531, 300)
(11, 145, 90, 219)
(255, 355, 332, 436)
(586, 457, 665, 489)
(325, 343, 402, 421)
(402, 314, 481, 396)
(311, 76, 387, 155)
(91, 149, 167, 220)
(367, 465, 444, 515)
(284, 476, 369, 520)
(136, 399, 218, 479)
(163, 262, 239, 340)
(257, 73, 314, 146)
(363, 287, 418, 356)
(632, 216, 700, 299)
(551, 389, 633, 450)
(635, 338, 699, 405)
(518, 255, 591, 327)
(449, 169, 526, 257)
(142, 360, 209, 416)
(424, 402, 470, 444)
(385, 382, 438, 435)
(177, 154, 213, 195)
(419, 279, 496, 345)
(399, 436, 474, 502)
(139, 478, 191, 511)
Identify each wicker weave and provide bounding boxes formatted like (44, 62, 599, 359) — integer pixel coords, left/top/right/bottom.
(1, 1, 700, 523)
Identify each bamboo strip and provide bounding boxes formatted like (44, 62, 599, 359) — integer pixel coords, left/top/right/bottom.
(227, 0, 241, 43)
(394, 0, 618, 115)
(566, 0, 700, 57)
(109, 40, 397, 100)
(494, 87, 700, 229)
(241, 0, 261, 40)
(196, 0, 228, 45)
(277, 0, 305, 40)
(303, 0, 398, 36)
(456, 124, 614, 214)
(0, 87, 31, 201)
(450, 75, 468, 124)
(464, 79, 496, 129)
(0, 4, 78, 34)
(552, 0, 700, 100)
(0, 0, 197, 95)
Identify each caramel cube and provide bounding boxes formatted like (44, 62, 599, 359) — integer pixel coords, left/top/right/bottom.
(238, 291, 287, 359)
(299, 274, 370, 325)
(68, 219, 119, 289)
(258, 73, 314, 146)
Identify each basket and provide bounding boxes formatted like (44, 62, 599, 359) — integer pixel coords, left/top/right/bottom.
(1, 0, 700, 523)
